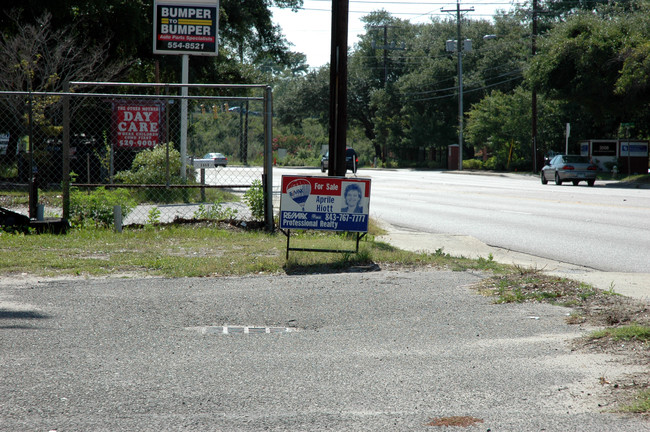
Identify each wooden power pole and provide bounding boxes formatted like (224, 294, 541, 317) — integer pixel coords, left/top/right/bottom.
(328, 0, 349, 176)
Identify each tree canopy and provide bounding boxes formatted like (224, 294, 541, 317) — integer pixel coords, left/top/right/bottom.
(2, 0, 649, 170)
(0, 0, 305, 84)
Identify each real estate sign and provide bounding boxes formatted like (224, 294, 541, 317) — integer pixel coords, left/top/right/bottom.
(279, 175, 371, 233)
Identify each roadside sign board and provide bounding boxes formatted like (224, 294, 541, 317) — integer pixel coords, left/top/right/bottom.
(0, 133, 9, 155)
(112, 101, 165, 148)
(279, 176, 371, 232)
(620, 141, 649, 157)
(153, 0, 219, 56)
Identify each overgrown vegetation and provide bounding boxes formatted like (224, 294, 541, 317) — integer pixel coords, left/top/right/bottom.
(242, 179, 265, 220)
(0, 220, 498, 277)
(114, 144, 195, 203)
(192, 200, 239, 221)
(69, 186, 137, 228)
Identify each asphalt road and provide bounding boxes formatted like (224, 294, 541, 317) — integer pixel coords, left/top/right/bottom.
(1, 272, 648, 431)
(366, 170, 650, 274)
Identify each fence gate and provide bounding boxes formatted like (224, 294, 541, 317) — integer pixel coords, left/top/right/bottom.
(0, 82, 274, 230)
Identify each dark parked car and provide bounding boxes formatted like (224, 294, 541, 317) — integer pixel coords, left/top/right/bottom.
(541, 154, 597, 186)
(321, 148, 358, 173)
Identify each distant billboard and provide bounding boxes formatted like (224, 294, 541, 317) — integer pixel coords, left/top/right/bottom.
(591, 140, 617, 157)
(620, 141, 649, 157)
(153, 0, 219, 56)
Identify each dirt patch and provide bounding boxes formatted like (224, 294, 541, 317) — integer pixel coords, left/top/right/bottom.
(425, 416, 484, 427)
(476, 272, 650, 414)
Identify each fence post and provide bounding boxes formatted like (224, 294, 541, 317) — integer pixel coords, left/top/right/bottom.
(200, 167, 206, 202)
(113, 205, 123, 233)
(263, 86, 274, 232)
(28, 91, 36, 219)
(62, 82, 71, 220)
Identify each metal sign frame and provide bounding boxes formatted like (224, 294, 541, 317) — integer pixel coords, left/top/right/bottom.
(279, 175, 371, 259)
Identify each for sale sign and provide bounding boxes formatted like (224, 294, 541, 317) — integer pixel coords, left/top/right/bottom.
(153, 0, 219, 56)
(113, 102, 164, 148)
(280, 175, 371, 232)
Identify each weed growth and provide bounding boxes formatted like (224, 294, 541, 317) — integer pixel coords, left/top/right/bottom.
(243, 179, 264, 220)
(69, 186, 137, 228)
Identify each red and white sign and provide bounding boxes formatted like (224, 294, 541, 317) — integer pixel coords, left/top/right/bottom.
(114, 104, 163, 148)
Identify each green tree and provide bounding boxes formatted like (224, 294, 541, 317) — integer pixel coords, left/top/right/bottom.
(525, 9, 650, 136)
(0, 11, 126, 159)
(1, 0, 305, 85)
(466, 87, 565, 168)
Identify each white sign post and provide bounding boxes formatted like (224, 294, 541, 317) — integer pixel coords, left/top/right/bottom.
(565, 122, 570, 154)
(153, 0, 219, 180)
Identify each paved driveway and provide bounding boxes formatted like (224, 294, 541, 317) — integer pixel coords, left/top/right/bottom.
(1, 271, 646, 431)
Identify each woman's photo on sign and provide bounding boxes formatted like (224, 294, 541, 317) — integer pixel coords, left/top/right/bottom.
(341, 183, 364, 213)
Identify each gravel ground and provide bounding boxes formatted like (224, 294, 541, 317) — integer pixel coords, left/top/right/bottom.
(1, 270, 649, 431)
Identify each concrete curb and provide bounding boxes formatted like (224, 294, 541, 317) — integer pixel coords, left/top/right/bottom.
(377, 223, 650, 301)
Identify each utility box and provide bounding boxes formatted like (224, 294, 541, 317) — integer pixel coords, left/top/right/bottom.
(448, 144, 459, 170)
(445, 40, 472, 52)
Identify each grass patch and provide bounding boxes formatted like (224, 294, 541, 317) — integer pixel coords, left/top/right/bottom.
(0, 219, 501, 278)
(476, 270, 593, 305)
(588, 324, 650, 342)
(621, 390, 650, 414)
(620, 174, 650, 185)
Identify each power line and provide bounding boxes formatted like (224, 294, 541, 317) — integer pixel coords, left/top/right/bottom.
(410, 75, 523, 101)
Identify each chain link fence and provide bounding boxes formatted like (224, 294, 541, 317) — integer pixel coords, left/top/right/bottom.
(0, 82, 274, 230)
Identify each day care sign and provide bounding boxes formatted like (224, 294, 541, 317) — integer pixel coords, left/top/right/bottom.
(113, 103, 164, 148)
(280, 176, 371, 232)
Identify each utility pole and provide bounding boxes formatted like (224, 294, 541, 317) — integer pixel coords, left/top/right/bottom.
(442, 1, 473, 171)
(371, 25, 406, 161)
(328, 0, 349, 176)
(531, 0, 538, 172)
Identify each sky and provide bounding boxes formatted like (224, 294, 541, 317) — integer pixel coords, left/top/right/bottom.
(271, 0, 522, 69)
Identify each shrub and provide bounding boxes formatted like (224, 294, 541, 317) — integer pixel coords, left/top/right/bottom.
(243, 179, 265, 220)
(463, 159, 484, 170)
(114, 144, 195, 203)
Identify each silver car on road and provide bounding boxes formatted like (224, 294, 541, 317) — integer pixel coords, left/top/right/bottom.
(541, 154, 597, 186)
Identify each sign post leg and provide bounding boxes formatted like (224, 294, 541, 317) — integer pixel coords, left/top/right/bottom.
(285, 229, 291, 259)
(180, 54, 189, 181)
